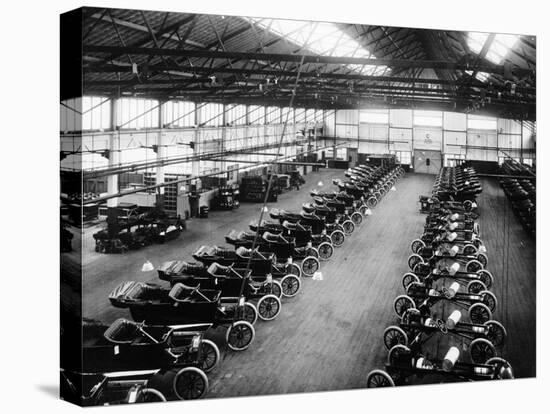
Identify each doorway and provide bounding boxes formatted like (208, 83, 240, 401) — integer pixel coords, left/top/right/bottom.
(413, 149, 442, 174)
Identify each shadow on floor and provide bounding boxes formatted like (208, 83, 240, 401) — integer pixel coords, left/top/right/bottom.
(36, 383, 59, 399)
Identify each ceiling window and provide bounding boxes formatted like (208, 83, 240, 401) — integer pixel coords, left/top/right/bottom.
(468, 115, 497, 130)
(414, 110, 442, 127)
(249, 18, 388, 76)
(360, 109, 389, 124)
(465, 70, 490, 82)
(467, 32, 520, 64)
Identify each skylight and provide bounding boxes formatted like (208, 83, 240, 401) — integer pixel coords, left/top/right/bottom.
(465, 70, 490, 82)
(249, 18, 389, 76)
(467, 32, 520, 64)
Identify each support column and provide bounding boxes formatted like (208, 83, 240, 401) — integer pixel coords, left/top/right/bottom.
(155, 102, 166, 210)
(155, 131, 166, 210)
(106, 130, 120, 238)
(191, 104, 201, 177)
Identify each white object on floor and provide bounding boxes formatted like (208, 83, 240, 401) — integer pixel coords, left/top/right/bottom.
(391, 186, 396, 191)
(312, 271, 323, 281)
(141, 260, 154, 272)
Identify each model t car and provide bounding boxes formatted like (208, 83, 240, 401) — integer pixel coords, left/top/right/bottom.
(366, 344, 513, 387)
(187, 244, 301, 297)
(394, 281, 497, 324)
(156, 259, 282, 322)
(383, 307, 506, 363)
(224, 230, 322, 276)
(62, 318, 217, 404)
(109, 281, 255, 351)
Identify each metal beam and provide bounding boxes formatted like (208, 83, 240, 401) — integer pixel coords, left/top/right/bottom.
(83, 45, 533, 76)
(84, 65, 535, 94)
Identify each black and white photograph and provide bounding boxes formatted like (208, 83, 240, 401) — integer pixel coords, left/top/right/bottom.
(58, 3, 539, 406)
(4, 0, 547, 412)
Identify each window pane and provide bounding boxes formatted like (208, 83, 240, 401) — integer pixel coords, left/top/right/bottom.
(468, 115, 497, 130)
(360, 109, 388, 124)
(414, 110, 442, 127)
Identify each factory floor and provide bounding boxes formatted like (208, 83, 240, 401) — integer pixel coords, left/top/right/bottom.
(61, 168, 536, 400)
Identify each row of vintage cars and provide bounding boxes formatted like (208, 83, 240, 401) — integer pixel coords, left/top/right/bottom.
(62, 161, 405, 405)
(366, 166, 514, 387)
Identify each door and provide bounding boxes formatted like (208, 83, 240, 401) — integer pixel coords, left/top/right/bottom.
(413, 149, 442, 174)
(347, 148, 358, 167)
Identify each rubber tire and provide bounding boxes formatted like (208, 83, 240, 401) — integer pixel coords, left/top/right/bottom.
(173, 367, 208, 400)
(257, 294, 282, 321)
(199, 339, 220, 373)
(226, 321, 255, 351)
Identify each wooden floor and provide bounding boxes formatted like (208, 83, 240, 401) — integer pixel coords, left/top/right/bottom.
(62, 169, 535, 400)
(476, 178, 536, 378)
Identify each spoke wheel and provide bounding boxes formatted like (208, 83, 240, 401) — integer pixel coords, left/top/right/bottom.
(137, 388, 166, 403)
(367, 196, 377, 208)
(466, 259, 483, 273)
(269, 280, 283, 299)
(318, 242, 333, 261)
(226, 321, 255, 351)
(351, 212, 363, 226)
(486, 357, 514, 379)
(342, 220, 355, 235)
(411, 239, 425, 254)
(407, 254, 424, 271)
(173, 367, 208, 400)
(480, 290, 498, 312)
(484, 320, 507, 347)
(199, 339, 220, 373)
(383, 326, 409, 349)
(467, 280, 487, 294)
(285, 263, 301, 278)
(306, 246, 319, 259)
(239, 302, 258, 325)
(280, 274, 301, 298)
(257, 294, 282, 321)
(468, 303, 492, 324)
(477, 270, 494, 289)
(387, 344, 411, 366)
(394, 295, 416, 317)
(477, 253, 488, 268)
(463, 244, 478, 256)
(402, 273, 420, 290)
(301, 256, 320, 276)
(469, 338, 496, 364)
(366, 370, 395, 388)
(330, 230, 345, 247)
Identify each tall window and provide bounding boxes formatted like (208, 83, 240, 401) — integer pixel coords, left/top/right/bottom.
(266, 107, 281, 124)
(468, 115, 497, 130)
(226, 104, 247, 125)
(414, 110, 442, 127)
(248, 105, 265, 125)
(82, 96, 111, 130)
(162, 100, 195, 127)
(199, 103, 224, 127)
(305, 109, 316, 123)
(295, 108, 306, 123)
(116, 98, 159, 129)
(281, 107, 294, 124)
(360, 109, 389, 124)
